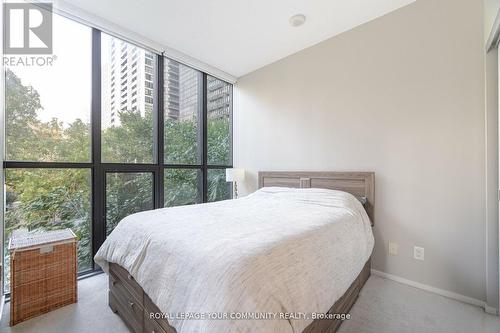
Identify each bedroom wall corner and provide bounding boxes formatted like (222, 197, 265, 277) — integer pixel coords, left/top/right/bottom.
(484, 0, 500, 314)
(234, 0, 487, 302)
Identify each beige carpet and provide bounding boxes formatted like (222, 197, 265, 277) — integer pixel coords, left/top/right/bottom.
(0, 273, 499, 333)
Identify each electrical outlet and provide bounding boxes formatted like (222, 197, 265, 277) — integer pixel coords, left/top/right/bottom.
(388, 241, 398, 255)
(414, 246, 424, 261)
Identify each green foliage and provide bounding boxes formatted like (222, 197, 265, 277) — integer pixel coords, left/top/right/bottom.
(105, 172, 154, 235)
(5, 169, 92, 272)
(208, 117, 231, 165)
(5, 69, 92, 162)
(165, 118, 200, 164)
(5, 69, 41, 161)
(165, 169, 200, 207)
(102, 110, 153, 163)
(207, 169, 230, 202)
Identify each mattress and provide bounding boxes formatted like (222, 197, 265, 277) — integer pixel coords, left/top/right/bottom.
(94, 187, 374, 333)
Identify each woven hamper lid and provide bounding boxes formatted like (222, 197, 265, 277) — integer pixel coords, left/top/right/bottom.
(9, 228, 76, 251)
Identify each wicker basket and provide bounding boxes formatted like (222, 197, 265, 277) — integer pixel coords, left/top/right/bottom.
(9, 229, 78, 326)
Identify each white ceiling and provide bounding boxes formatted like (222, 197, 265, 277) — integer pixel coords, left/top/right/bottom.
(62, 0, 415, 78)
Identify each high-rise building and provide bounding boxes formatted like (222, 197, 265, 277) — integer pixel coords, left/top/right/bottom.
(163, 60, 231, 122)
(164, 59, 202, 122)
(207, 76, 231, 119)
(103, 36, 231, 128)
(102, 37, 155, 128)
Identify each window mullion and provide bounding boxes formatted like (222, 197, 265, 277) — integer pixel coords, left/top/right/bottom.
(202, 73, 208, 203)
(91, 28, 104, 270)
(157, 55, 165, 208)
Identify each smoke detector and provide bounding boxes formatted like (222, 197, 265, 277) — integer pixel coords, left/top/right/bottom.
(289, 14, 306, 27)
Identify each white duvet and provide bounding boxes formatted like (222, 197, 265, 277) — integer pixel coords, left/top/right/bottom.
(95, 187, 374, 333)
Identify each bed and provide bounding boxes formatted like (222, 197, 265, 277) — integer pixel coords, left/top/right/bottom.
(94, 171, 375, 333)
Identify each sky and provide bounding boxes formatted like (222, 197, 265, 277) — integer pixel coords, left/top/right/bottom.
(7, 13, 92, 125)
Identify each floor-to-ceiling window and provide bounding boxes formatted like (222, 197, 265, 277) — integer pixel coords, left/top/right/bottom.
(163, 58, 204, 206)
(2, 12, 232, 292)
(3, 14, 93, 291)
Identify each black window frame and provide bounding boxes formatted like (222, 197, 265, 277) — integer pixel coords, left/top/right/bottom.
(2, 26, 233, 280)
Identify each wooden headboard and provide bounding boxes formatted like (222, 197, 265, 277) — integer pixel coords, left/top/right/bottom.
(258, 171, 375, 225)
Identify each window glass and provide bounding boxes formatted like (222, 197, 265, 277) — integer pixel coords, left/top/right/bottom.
(106, 172, 154, 235)
(164, 169, 202, 207)
(2, 15, 234, 292)
(164, 58, 202, 165)
(207, 76, 231, 165)
(4, 168, 92, 291)
(5, 14, 91, 162)
(101, 34, 156, 163)
(207, 169, 231, 202)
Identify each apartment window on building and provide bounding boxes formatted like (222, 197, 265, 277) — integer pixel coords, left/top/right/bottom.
(3, 13, 233, 293)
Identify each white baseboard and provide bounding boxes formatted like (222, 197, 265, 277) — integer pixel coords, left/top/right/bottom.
(485, 304, 499, 315)
(371, 269, 496, 313)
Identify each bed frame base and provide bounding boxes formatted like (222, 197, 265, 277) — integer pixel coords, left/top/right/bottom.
(303, 259, 371, 333)
(108, 259, 371, 333)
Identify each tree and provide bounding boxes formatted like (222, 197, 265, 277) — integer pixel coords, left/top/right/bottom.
(5, 69, 42, 161)
(102, 109, 153, 163)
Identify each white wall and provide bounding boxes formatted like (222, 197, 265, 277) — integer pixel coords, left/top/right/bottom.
(484, 0, 500, 312)
(234, 0, 487, 301)
(485, 0, 500, 42)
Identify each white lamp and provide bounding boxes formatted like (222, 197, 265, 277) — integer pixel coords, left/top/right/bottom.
(226, 168, 245, 199)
